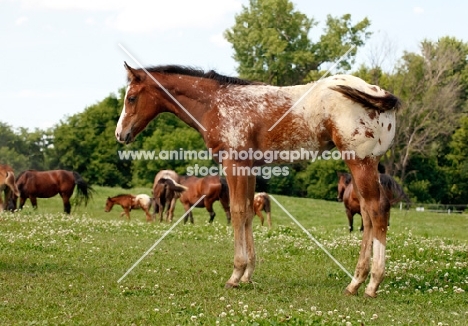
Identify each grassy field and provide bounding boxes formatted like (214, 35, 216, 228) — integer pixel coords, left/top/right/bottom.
(0, 186, 467, 325)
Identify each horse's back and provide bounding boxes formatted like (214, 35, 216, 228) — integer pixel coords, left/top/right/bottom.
(17, 170, 74, 198)
(135, 194, 152, 208)
(154, 170, 180, 184)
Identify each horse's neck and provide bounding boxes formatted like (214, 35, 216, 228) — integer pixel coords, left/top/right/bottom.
(158, 74, 215, 133)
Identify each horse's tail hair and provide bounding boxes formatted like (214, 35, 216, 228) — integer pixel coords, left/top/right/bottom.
(262, 194, 271, 213)
(380, 174, 411, 208)
(330, 85, 401, 112)
(72, 171, 93, 207)
(220, 177, 230, 202)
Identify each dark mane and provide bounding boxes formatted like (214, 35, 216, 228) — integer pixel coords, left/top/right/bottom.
(144, 65, 257, 86)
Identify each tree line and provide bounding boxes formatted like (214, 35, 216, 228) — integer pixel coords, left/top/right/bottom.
(1, 0, 467, 204)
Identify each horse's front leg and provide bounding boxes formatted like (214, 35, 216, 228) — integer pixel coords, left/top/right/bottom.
(225, 169, 255, 288)
(240, 174, 256, 283)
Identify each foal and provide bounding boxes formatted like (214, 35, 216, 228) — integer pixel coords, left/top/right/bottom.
(253, 192, 272, 228)
(115, 63, 400, 298)
(105, 194, 153, 221)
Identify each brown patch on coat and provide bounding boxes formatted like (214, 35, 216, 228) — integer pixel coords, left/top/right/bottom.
(387, 123, 392, 131)
(365, 130, 374, 138)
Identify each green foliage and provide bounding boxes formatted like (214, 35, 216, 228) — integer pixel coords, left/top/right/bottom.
(296, 158, 347, 200)
(446, 115, 468, 203)
(224, 0, 370, 85)
(52, 91, 133, 187)
(0, 122, 51, 172)
(131, 113, 210, 186)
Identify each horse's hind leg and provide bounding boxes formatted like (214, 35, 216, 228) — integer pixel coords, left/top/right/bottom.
(255, 210, 265, 226)
(266, 211, 272, 228)
(62, 196, 71, 214)
(344, 158, 389, 298)
(204, 198, 216, 223)
(345, 209, 354, 232)
(30, 196, 38, 210)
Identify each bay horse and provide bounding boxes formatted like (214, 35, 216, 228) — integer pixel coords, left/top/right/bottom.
(105, 194, 153, 221)
(253, 192, 272, 228)
(153, 177, 187, 222)
(179, 175, 231, 224)
(115, 63, 400, 298)
(11, 170, 92, 214)
(0, 164, 20, 212)
(337, 172, 410, 232)
(152, 169, 182, 222)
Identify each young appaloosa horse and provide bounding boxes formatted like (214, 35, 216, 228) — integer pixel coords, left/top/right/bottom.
(11, 170, 92, 214)
(337, 172, 410, 232)
(152, 169, 183, 222)
(253, 192, 272, 228)
(105, 194, 153, 221)
(115, 63, 400, 298)
(179, 175, 231, 224)
(153, 177, 187, 222)
(0, 164, 20, 212)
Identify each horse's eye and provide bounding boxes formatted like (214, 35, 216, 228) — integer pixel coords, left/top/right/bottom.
(127, 95, 137, 104)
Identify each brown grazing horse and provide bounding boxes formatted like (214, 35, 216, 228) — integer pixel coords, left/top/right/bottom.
(153, 177, 187, 222)
(105, 194, 153, 221)
(11, 170, 92, 214)
(253, 192, 272, 228)
(152, 169, 182, 222)
(179, 175, 231, 224)
(337, 172, 410, 232)
(0, 164, 20, 212)
(115, 63, 400, 297)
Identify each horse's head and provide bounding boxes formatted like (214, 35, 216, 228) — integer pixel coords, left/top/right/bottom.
(4, 171, 20, 198)
(6, 189, 18, 211)
(104, 197, 114, 212)
(336, 172, 351, 202)
(116, 62, 160, 144)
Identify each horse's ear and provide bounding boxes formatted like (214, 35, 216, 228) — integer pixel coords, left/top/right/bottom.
(124, 61, 144, 83)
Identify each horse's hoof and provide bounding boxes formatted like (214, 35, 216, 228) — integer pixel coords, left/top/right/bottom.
(343, 288, 357, 296)
(225, 282, 239, 289)
(364, 292, 377, 299)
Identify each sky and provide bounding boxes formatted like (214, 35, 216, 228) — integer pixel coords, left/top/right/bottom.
(2, 0, 468, 131)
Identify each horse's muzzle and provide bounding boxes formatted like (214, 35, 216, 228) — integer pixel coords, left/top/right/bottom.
(115, 130, 134, 144)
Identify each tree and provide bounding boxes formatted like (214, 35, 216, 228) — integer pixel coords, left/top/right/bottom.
(52, 91, 134, 187)
(383, 37, 468, 182)
(446, 115, 468, 203)
(224, 0, 371, 86)
(0, 122, 51, 172)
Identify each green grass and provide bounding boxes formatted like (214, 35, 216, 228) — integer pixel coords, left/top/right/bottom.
(1, 186, 467, 325)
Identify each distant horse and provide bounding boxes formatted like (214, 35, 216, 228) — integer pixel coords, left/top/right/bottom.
(179, 175, 231, 224)
(253, 192, 272, 228)
(337, 172, 410, 232)
(105, 194, 153, 221)
(11, 170, 92, 214)
(0, 164, 20, 212)
(152, 169, 182, 222)
(153, 177, 187, 222)
(115, 63, 401, 297)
